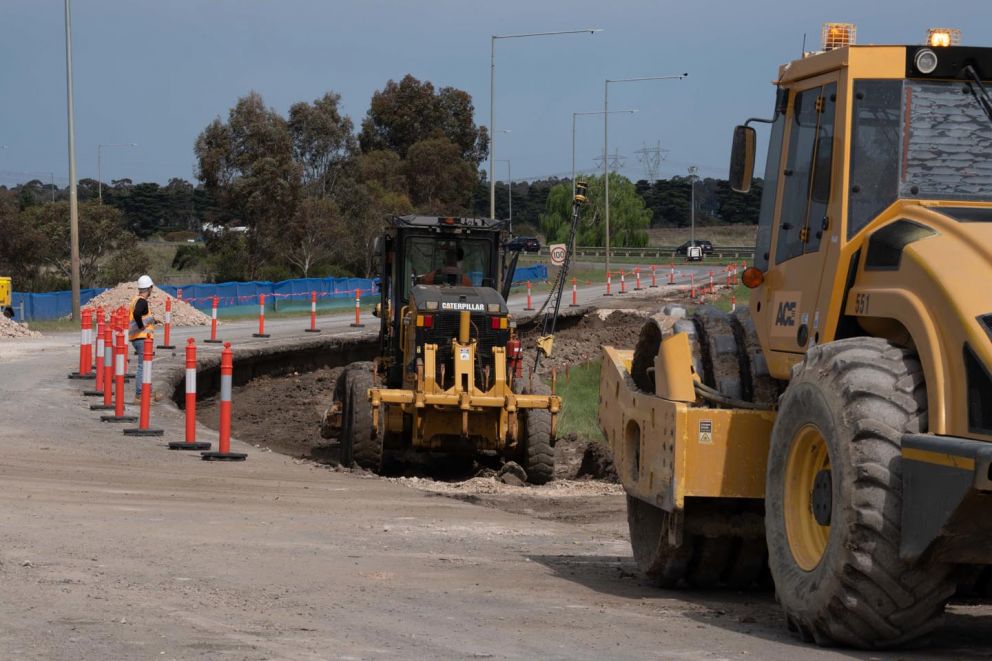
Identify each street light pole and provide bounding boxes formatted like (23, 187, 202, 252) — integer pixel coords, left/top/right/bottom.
(64, 0, 81, 321)
(490, 28, 602, 219)
(98, 142, 137, 203)
(572, 110, 637, 255)
(688, 165, 698, 248)
(603, 73, 687, 275)
(495, 159, 513, 229)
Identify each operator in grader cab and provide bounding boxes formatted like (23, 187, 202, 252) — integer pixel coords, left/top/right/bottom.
(417, 242, 472, 287)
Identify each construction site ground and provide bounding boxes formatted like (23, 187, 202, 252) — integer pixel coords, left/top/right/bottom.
(4, 281, 992, 659)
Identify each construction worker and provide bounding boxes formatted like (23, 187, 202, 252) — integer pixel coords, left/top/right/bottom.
(129, 275, 158, 402)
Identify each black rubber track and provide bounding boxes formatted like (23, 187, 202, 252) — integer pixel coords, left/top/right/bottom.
(766, 338, 956, 648)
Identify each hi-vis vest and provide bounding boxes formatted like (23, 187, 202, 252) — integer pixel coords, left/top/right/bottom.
(128, 296, 154, 341)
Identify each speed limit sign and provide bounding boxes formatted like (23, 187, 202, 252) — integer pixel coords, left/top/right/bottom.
(549, 243, 567, 266)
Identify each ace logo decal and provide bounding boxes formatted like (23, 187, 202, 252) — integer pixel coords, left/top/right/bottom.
(770, 291, 802, 338)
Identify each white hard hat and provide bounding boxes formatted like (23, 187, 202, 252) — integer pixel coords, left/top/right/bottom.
(137, 275, 154, 289)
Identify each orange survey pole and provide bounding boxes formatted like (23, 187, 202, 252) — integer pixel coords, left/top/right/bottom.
(100, 329, 137, 423)
(157, 297, 175, 350)
(569, 277, 579, 307)
(170, 338, 211, 450)
(305, 291, 320, 333)
(69, 308, 94, 379)
(84, 315, 106, 396)
(252, 293, 270, 338)
(124, 338, 163, 437)
(350, 289, 365, 328)
(201, 342, 246, 461)
(524, 281, 534, 311)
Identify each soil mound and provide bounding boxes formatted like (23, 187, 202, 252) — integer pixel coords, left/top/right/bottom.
(83, 282, 210, 326)
(0, 315, 41, 339)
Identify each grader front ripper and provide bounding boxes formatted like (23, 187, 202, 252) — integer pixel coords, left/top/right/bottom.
(323, 215, 561, 484)
(601, 25, 992, 648)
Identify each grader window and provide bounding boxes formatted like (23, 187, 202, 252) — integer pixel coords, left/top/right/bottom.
(402, 236, 493, 299)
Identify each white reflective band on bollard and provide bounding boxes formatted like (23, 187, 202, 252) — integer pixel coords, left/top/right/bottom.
(115, 354, 124, 375)
(143, 359, 153, 385)
(165, 311, 171, 324)
(220, 374, 232, 401)
(212, 307, 217, 320)
(186, 368, 196, 394)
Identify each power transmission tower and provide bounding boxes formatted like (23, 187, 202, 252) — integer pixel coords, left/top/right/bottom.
(634, 141, 668, 181)
(594, 148, 626, 172)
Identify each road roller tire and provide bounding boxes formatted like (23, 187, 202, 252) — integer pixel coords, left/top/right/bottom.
(626, 495, 695, 588)
(765, 338, 956, 648)
(339, 365, 383, 472)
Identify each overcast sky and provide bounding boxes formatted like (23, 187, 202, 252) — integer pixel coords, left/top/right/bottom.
(2, 0, 989, 188)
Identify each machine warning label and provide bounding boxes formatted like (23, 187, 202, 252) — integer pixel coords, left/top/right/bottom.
(440, 302, 485, 311)
(459, 348, 470, 361)
(698, 420, 713, 444)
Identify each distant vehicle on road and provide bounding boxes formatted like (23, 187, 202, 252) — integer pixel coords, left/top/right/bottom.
(505, 236, 541, 253)
(675, 240, 713, 261)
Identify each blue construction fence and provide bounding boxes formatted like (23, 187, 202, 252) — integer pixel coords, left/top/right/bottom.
(11, 264, 548, 321)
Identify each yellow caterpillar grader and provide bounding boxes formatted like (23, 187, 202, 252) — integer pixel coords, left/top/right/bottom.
(600, 24, 992, 647)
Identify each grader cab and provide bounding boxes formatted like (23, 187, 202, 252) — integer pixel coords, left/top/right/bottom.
(601, 25, 992, 648)
(324, 215, 559, 484)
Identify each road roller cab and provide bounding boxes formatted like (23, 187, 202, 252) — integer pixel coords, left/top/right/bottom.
(601, 24, 992, 648)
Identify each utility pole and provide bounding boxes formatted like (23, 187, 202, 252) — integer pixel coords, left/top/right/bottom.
(64, 0, 81, 320)
(689, 165, 698, 248)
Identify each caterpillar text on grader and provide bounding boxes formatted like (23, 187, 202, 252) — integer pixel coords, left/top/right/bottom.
(322, 214, 562, 484)
(600, 24, 992, 648)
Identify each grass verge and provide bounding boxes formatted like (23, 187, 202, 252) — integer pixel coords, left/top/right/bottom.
(554, 360, 606, 444)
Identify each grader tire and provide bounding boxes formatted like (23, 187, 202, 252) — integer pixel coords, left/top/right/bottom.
(319, 366, 352, 440)
(519, 381, 554, 485)
(766, 338, 956, 648)
(626, 495, 695, 588)
(340, 365, 383, 472)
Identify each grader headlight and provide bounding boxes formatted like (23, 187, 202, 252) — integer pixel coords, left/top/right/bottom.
(821, 22, 855, 51)
(926, 28, 960, 48)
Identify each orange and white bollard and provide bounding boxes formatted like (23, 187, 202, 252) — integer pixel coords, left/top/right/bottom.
(91, 323, 116, 411)
(305, 291, 320, 333)
(619, 270, 627, 295)
(604, 272, 613, 296)
(731, 295, 737, 312)
(569, 277, 579, 307)
(158, 298, 175, 350)
(202, 342, 246, 461)
(204, 295, 222, 344)
(524, 281, 535, 311)
(100, 329, 137, 423)
(170, 338, 211, 450)
(69, 308, 94, 379)
(84, 314, 106, 396)
(252, 293, 270, 338)
(709, 270, 715, 294)
(690, 273, 697, 299)
(634, 268, 642, 291)
(90, 307, 102, 371)
(669, 262, 675, 285)
(650, 265, 658, 288)
(124, 338, 163, 437)
(350, 289, 365, 328)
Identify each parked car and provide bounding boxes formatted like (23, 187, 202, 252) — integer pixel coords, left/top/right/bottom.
(675, 240, 714, 256)
(505, 236, 541, 253)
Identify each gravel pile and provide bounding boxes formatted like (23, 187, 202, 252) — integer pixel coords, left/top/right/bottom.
(83, 283, 211, 326)
(0, 315, 41, 339)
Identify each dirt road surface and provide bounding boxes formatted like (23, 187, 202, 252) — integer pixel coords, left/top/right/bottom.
(3, 299, 992, 659)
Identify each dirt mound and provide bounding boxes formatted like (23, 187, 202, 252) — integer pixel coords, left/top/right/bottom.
(523, 309, 646, 375)
(0, 315, 41, 339)
(83, 282, 210, 326)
